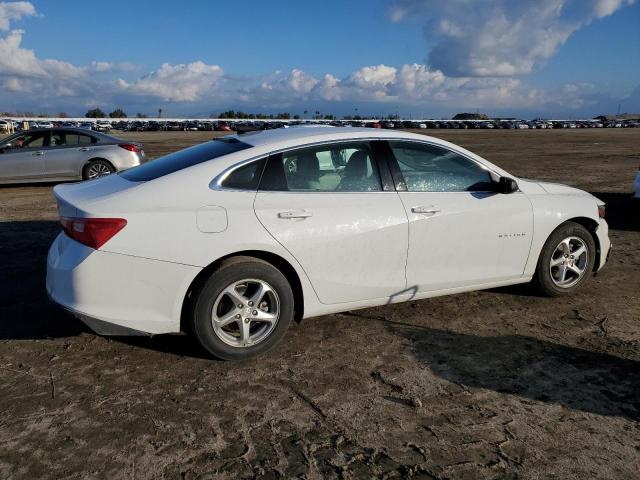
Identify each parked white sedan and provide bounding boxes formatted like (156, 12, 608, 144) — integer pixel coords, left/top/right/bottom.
(47, 128, 611, 359)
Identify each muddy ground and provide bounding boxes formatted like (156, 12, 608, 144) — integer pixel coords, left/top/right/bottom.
(0, 129, 638, 479)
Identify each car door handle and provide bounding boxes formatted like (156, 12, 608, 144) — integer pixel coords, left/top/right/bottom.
(278, 210, 313, 219)
(79, 147, 92, 151)
(31, 151, 44, 156)
(411, 206, 440, 215)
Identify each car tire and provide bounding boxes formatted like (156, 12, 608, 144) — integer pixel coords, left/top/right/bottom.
(83, 160, 115, 180)
(187, 258, 294, 360)
(535, 221, 596, 296)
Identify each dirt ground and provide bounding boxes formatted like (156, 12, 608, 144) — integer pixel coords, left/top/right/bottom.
(0, 129, 638, 479)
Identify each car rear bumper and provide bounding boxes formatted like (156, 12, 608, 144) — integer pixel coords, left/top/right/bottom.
(46, 233, 200, 335)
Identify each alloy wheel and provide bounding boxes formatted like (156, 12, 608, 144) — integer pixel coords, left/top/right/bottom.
(211, 278, 280, 347)
(549, 236, 589, 288)
(86, 163, 112, 179)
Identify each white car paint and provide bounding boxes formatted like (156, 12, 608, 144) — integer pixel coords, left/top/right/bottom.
(47, 127, 611, 335)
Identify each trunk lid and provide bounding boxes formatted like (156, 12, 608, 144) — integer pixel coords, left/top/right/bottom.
(53, 175, 138, 217)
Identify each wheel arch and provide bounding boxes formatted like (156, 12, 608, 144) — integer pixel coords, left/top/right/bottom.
(559, 216, 601, 271)
(81, 157, 115, 178)
(180, 250, 305, 333)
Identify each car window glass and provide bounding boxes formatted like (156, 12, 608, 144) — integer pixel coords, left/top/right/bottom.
(265, 142, 381, 192)
(50, 133, 66, 146)
(221, 159, 266, 190)
(10, 132, 47, 149)
(389, 141, 493, 192)
(64, 134, 93, 145)
(120, 138, 252, 182)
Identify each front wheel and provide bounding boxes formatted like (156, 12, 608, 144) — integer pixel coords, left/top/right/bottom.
(535, 222, 596, 296)
(187, 259, 294, 360)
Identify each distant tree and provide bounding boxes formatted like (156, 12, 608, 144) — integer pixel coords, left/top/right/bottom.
(85, 108, 105, 118)
(57, 112, 69, 118)
(293, 114, 300, 119)
(453, 112, 489, 120)
(109, 108, 127, 118)
(135, 112, 149, 118)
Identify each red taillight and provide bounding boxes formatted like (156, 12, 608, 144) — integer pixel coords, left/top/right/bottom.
(60, 217, 127, 249)
(598, 205, 606, 219)
(118, 143, 141, 153)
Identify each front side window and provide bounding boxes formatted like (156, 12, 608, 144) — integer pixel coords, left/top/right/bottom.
(5, 132, 48, 150)
(121, 138, 252, 182)
(389, 141, 493, 192)
(261, 142, 381, 192)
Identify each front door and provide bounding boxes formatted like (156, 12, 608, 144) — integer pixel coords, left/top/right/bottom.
(386, 140, 533, 292)
(254, 140, 409, 305)
(0, 131, 48, 180)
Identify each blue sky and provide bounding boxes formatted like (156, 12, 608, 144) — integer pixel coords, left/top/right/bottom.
(1, 0, 639, 118)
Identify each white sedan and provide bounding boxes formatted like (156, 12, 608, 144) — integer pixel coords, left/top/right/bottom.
(47, 128, 611, 359)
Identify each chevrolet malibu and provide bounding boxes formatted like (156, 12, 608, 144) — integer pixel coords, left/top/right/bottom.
(47, 128, 611, 360)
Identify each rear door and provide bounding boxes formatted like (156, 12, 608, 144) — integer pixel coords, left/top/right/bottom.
(45, 131, 96, 178)
(0, 131, 48, 180)
(253, 140, 409, 305)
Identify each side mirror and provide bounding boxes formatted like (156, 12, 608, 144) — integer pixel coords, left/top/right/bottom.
(497, 176, 519, 194)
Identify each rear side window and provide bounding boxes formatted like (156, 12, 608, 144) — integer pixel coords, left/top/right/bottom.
(120, 138, 252, 182)
(49, 132, 95, 147)
(259, 142, 381, 192)
(221, 159, 266, 190)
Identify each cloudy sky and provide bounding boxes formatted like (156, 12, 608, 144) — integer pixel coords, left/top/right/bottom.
(0, 0, 639, 118)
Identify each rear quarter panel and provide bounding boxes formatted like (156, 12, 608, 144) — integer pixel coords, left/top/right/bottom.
(81, 170, 324, 317)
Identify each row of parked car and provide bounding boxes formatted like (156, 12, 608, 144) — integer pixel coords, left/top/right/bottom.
(2, 118, 639, 135)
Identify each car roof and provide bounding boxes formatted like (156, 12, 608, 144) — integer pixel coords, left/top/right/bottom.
(234, 126, 443, 149)
(9, 127, 119, 142)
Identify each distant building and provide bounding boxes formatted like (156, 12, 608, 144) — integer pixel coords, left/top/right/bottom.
(452, 112, 489, 120)
(594, 113, 640, 121)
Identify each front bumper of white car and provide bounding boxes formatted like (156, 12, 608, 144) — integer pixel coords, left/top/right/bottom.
(46, 233, 200, 335)
(595, 218, 611, 272)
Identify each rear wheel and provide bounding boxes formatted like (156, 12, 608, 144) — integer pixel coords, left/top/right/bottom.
(83, 160, 114, 180)
(188, 259, 294, 360)
(535, 222, 596, 296)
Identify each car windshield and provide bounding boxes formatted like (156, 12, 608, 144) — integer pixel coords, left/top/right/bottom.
(120, 137, 252, 182)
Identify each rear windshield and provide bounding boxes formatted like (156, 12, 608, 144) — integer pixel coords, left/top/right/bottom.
(120, 137, 252, 181)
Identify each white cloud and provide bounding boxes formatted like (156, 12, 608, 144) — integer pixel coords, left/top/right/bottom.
(0, 29, 46, 76)
(391, 0, 636, 77)
(0, 1, 35, 31)
(348, 64, 397, 89)
(289, 68, 318, 94)
(117, 61, 224, 101)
